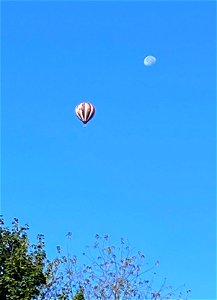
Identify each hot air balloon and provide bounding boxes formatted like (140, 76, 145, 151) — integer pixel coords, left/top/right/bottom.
(75, 102, 95, 124)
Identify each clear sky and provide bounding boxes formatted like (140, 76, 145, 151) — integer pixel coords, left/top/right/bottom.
(1, 1, 216, 299)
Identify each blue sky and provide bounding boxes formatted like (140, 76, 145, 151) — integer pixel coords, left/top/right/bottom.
(1, 1, 216, 299)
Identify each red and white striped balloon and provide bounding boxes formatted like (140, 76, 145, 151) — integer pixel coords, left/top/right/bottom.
(75, 102, 95, 124)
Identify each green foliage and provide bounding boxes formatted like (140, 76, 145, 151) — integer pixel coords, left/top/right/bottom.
(0, 217, 47, 300)
(72, 289, 85, 300)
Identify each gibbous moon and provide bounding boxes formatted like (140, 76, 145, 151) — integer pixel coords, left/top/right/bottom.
(144, 55, 156, 66)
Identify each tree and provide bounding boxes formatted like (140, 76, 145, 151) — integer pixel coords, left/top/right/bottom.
(72, 289, 85, 300)
(39, 234, 191, 300)
(0, 218, 190, 300)
(0, 217, 47, 300)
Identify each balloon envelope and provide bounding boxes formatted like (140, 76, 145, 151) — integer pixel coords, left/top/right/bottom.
(75, 102, 95, 124)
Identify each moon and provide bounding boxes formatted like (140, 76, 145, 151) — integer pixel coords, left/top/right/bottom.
(144, 55, 156, 66)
